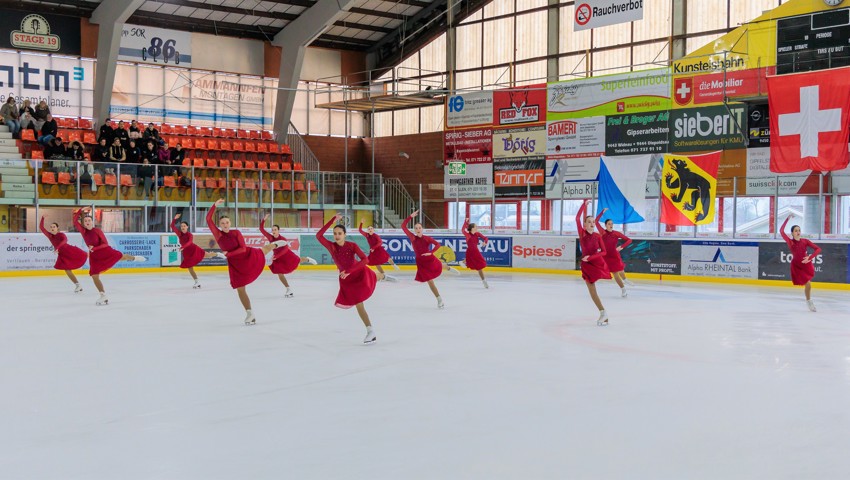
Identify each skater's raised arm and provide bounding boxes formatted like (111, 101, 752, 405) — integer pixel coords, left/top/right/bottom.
(259, 216, 274, 242)
(595, 210, 606, 234)
(315, 216, 336, 249)
(39, 216, 50, 237)
(206, 202, 222, 241)
(73, 208, 84, 233)
(170, 215, 180, 236)
(576, 201, 587, 239)
(402, 213, 415, 240)
(359, 222, 368, 238)
(780, 216, 792, 247)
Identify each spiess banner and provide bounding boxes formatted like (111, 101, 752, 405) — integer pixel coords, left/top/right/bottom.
(0, 10, 81, 55)
(493, 84, 547, 126)
(547, 69, 671, 120)
(444, 128, 494, 199)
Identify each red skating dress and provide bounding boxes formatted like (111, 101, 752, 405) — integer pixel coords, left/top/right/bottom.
(595, 214, 632, 273)
(40, 217, 87, 271)
(359, 224, 391, 266)
(316, 218, 377, 308)
(402, 214, 443, 283)
(461, 219, 489, 271)
(74, 209, 123, 276)
(780, 217, 821, 286)
(206, 205, 265, 289)
(577, 204, 611, 284)
(171, 217, 206, 269)
(260, 219, 300, 275)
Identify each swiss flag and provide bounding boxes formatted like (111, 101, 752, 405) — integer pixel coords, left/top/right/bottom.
(673, 77, 693, 106)
(767, 67, 850, 173)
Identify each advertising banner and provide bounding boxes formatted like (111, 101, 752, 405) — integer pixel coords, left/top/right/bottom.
(492, 125, 546, 158)
(681, 241, 758, 279)
(0, 233, 159, 271)
(745, 148, 827, 196)
(109, 235, 161, 269)
(573, 0, 644, 32)
(119, 24, 193, 66)
(0, 10, 81, 54)
(511, 236, 576, 269)
(547, 69, 671, 120)
(0, 51, 94, 118)
(672, 68, 770, 108)
(546, 117, 605, 159)
(493, 84, 546, 126)
(444, 128, 493, 199)
(669, 104, 748, 152)
(379, 235, 512, 267)
(747, 104, 770, 148)
(161, 233, 277, 267)
(544, 157, 600, 199)
(618, 239, 681, 275)
(446, 91, 494, 128)
(605, 110, 670, 156)
(494, 156, 546, 198)
(299, 234, 370, 266)
(758, 241, 848, 284)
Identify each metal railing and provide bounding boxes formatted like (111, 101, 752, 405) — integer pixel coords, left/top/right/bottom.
(286, 122, 320, 172)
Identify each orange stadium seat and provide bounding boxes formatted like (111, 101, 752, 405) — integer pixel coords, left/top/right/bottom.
(58, 172, 72, 184)
(21, 129, 36, 141)
(41, 172, 56, 184)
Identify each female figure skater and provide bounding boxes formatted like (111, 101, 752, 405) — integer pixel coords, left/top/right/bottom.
(595, 209, 634, 298)
(40, 216, 88, 293)
(577, 201, 612, 325)
(259, 214, 317, 298)
(171, 213, 219, 289)
(74, 207, 146, 305)
(780, 214, 821, 312)
(206, 199, 286, 324)
(402, 210, 458, 309)
(317, 214, 386, 344)
(358, 222, 399, 280)
(461, 218, 490, 289)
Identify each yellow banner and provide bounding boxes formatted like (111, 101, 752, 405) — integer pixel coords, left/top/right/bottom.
(661, 153, 721, 226)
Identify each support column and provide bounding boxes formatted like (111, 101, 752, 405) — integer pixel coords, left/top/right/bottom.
(547, 0, 560, 82)
(272, 0, 359, 142)
(91, 0, 145, 128)
(446, 0, 458, 94)
(671, 0, 687, 60)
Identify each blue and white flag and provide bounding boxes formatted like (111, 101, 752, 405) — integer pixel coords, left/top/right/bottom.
(596, 155, 652, 224)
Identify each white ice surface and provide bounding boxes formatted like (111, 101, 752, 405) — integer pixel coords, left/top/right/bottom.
(1, 270, 849, 480)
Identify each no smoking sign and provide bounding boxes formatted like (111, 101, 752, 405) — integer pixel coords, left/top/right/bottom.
(575, 3, 592, 26)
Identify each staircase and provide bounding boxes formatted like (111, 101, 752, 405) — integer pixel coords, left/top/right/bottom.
(0, 125, 33, 201)
(380, 178, 438, 229)
(287, 123, 320, 172)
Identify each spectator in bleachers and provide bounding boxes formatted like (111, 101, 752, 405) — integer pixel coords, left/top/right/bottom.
(142, 139, 159, 164)
(143, 122, 159, 140)
(179, 167, 193, 187)
(93, 137, 110, 164)
(114, 121, 129, 147)
(137, 157, 155, 199)
(170, 142, 186, 164)
(33, 100, 50, 132)
(38, 114, 58, 146)
(126, 139, 141, 164)
(129, 120, 141, 140)
(44, 137, 66, 159)
(19, 99, 35, 131)
(1, 96, 21, 139)
(67, 141, 85, 161)
(107, 137, 126, 176)
(157, 139, 171, 164)
(98, 119, 113, 143)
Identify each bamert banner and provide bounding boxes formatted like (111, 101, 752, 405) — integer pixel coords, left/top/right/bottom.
(0, 10, 81, 55)
(546, 117, 605, 159)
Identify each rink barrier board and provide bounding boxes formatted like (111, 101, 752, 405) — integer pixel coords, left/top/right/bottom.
(1, 232, 849, 288)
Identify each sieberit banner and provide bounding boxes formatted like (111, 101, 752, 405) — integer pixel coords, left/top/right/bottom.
(574, 0, 644, 31)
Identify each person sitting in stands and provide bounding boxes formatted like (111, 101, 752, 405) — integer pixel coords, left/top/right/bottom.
(142, 139, 158, 164)
(33, 100, 50, 132)
(67, 141, 85, 161)
(157, 140, 171, 164)
(109, 137, 126, 163)
(143, 122, 159, 140)
(38, 114, 58, 146)
(98, 119, 114, 144)
(169, 142, 186, 165)
(126, 139, 141, 163)
(44, 137, 66, 159)
(113, 120, 129, 147)
(137, 157, 155, 199)
(1, 96, 21, 139)
(19, 99, 36, 131)
(92, 137, 110, 165)
(128, 120, 141, 140)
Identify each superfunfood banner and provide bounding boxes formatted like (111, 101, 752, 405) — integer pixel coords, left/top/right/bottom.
(547, 69, 671, 120)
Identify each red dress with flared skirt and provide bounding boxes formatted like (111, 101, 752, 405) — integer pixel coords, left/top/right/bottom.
(577, 205, 611, 284)
(780, 218, 821, 286)
(402, 215, 443, 282)
(359, 225, 391, 266)
(317, 218, 377, 308)
(40, 217, 87, 271)
(74, 210, 123, 276)
(594, 215, 632, 273)
(171, 217, 206, 269)
(461, 219, 488, 271)
(260, 219, 301, 275)
(206, 205, 265, 289)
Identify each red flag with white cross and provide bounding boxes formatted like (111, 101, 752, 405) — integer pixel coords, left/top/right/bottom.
(767, 67, 850, 173)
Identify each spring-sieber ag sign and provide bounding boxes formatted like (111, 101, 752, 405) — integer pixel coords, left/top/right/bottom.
(574, 0, 643, 31)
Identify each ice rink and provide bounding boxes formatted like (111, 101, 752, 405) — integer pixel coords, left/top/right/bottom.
(1, 268, 849, 479)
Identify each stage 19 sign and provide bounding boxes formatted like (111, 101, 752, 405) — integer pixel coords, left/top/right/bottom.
(448, 162, 467, 176)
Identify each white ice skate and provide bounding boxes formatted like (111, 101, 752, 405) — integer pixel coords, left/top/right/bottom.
(459, 260, 467, 268)
(597, 310, 609, 326)
(807, 300, 817, 312)
(393, 263, 400, 272)
(304, 257, 318, 265)
(621, 288, 628, 298)
(624, 279, 636, 287)
(96, 293, 109, 306)
(448, 266, 460, 275)
(74, 283, 83, 293)
(285, 288, 294, 298)
(437, 297, 445, 309)
(482, 280, 489, 289)
(193, 279, 201, 289)
(215, 252, 227, 259)
(244, 310, 256, 325)
(382, 274, 398, 282)
(363, 328, 376, 345)
(132, 256, 147, 262)
(272, 240, 289, 248)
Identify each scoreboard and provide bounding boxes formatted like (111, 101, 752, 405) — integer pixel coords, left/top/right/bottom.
(776, 7, 850, 74)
